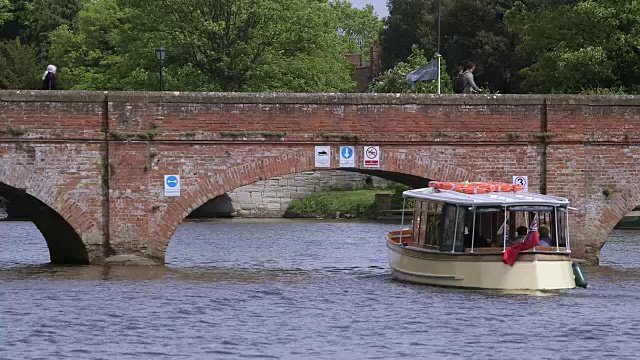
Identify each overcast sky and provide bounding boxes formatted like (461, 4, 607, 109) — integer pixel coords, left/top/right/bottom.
(348, 0, 389, 18)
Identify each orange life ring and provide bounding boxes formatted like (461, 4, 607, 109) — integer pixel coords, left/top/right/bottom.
(456, 185, 490, 194)
(428, 181, 525, 193)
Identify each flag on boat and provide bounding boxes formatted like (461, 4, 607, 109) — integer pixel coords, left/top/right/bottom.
(503, 215, 539, 266)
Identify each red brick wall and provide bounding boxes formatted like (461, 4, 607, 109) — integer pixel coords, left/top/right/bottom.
(1, 91, 639, 264)
(0, 92, 105, 263)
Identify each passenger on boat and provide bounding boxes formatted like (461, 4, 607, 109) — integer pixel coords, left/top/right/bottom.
(539, 225, 552, 246)
(510, 226, 528, 245)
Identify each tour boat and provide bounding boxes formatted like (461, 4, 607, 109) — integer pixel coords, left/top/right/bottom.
(386, 182, 587, 290)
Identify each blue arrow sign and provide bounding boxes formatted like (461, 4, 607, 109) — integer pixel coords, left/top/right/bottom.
(341, 146, 353, 159)
(166, 175, 179, 188)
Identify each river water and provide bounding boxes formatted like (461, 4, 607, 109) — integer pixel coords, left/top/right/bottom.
(1, 219, 640, 359)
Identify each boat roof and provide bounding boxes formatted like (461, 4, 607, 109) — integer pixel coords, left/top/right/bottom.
(404, 188, 569, 207)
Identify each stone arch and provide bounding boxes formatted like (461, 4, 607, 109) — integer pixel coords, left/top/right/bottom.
(150, 148, 485, 261)
(590, 184, 640, 258)
(0, 163, 99, 264)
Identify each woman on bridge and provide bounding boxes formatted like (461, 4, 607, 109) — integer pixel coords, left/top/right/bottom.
(41, 65, 57, 90)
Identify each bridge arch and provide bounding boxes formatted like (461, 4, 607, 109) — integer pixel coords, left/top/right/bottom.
(590, 184, 640, 261)
(150, 147, 486, 261)
(0, 163, 100, 264)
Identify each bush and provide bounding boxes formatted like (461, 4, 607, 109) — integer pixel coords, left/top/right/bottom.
(0, 38, 41, 90)
(285, 189, 393, 218)
(391, 184, 414, 209)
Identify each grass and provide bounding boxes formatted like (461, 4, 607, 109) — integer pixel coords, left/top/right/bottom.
(285, 188, 394, 219)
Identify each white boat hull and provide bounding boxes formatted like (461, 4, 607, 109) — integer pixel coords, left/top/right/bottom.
(387, 241, 576, 290)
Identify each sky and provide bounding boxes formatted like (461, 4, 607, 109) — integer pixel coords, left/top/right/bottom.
(348, 0, 389, 18)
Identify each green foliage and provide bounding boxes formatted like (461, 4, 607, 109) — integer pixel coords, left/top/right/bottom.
(381, 0, 437, 70)
(381, 0, 523, 93)
(19, 0, 86, 61)
(286, 189, 392, 218)
(506, 0, 640, 94)
(120, 0, 354, 92)
(369, 45, 452, 93)
(391, 183, 414, 209)
(329, 1, 383, 60)
(48, 0, 355, 92)
(4, 0, 638, 95)
(0, 0, 12, 27)
(440, 0, 523, 93)
(48, 0, 128, 90)
(0, 37, 40, 89)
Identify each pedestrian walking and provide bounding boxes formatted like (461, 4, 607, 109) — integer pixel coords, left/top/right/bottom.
(462, 62, 481, 94)
(41, 65, 57, 90)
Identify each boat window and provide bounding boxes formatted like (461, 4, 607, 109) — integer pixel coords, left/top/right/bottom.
(412, 201, 422, 246)
(504, 207, 567, 248)
(411, 200, 442, 248)
(555, 207, 567, 247)
(440, 204, 465, 252)
(426, 202, 442, 247)
(413, 200, 429, 246)
(472, 206, 505, 248)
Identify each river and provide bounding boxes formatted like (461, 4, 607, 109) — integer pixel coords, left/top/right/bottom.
(1, 219, 640, 359)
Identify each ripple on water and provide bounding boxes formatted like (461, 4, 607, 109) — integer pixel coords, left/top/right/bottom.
(1, 219, 640, 359)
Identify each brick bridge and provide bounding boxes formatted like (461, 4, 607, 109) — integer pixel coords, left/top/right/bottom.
(1, 91, 638, 265)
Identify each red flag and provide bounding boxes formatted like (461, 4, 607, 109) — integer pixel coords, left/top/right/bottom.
(503, 216, 539, 266)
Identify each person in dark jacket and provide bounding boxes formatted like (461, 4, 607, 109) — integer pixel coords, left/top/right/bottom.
(41, 65, 57, 90)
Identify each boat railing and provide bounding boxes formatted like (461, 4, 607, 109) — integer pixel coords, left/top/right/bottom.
(462, 246, 569, 254)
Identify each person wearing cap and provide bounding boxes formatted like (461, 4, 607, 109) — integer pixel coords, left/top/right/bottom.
(41, 65, 57, 90)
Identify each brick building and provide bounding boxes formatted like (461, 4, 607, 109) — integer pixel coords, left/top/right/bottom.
(345, 40, 382, 92)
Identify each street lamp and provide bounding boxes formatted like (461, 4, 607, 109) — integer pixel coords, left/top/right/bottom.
(436, 0, 441, 94)
(155, 43, 166, 91)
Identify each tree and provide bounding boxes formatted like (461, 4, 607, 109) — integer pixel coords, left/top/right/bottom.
(48, 0, 131, 90)
(330, 0, 383, 60)
(0, 37, 40, 89)
(506, 0, 640, 93)
(21, 0, 86, 60)
(122, 0, 354, 92)
(440, 0, 523, 93)
(380, 0, 437, 70)
(369, 45, 452, 93)
(381, 0, 523, 93)
(0, 0, 12, 28)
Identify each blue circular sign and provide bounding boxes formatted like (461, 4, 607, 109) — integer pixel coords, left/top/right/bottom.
(166, 176, 179, 188)
(341, 147, 353, 159)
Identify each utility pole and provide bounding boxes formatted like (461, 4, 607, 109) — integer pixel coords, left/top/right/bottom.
(437, 0, 441, 94)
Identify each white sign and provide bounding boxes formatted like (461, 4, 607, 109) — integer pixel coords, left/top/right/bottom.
(164, 175, 181, 197)
(513, 176, 529, 192)
(315, 146, 331, 168)
(363, 146, 380, 168)
(339, 146, 355, 168)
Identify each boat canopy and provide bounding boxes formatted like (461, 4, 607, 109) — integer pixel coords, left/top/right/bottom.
(403, 188, 569, 207)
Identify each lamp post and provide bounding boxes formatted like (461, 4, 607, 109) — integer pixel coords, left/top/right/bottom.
(436, 0, 441, 94)
(155, 43, 166, 91)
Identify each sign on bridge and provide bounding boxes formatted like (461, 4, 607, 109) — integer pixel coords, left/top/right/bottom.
(164, 175, 181, 197)
(363, 146, 380, 168)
